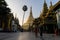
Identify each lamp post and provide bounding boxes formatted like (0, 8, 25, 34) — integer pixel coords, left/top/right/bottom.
(22, 5, 28, 27)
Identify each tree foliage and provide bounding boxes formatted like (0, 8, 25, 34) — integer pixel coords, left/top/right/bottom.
(0, 0, 11, 15)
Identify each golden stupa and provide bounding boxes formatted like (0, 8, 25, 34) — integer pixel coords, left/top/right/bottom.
(22, 7, 34, 30)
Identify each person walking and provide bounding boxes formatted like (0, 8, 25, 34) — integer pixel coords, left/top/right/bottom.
(39, 26, 43, 37)
(54, 28, 58, 36)
(34, 26, 38, 37)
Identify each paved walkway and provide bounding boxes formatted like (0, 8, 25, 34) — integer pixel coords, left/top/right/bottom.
(19, 32, 60, 40)
(0, 32, 60, 40)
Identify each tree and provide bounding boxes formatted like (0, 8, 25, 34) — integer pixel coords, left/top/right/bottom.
(0, 0, 11, 15)
(0, 0, 12, 32)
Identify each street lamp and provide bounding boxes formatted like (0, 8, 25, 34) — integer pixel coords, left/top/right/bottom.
(22, 5, 28, 27)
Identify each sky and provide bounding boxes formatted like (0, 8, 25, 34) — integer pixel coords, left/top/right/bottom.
(5, 0, 59, 26)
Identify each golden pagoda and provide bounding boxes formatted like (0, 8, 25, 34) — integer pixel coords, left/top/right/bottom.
(23, 7, 34, 30)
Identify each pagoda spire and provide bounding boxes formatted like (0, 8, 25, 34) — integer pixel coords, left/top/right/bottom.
(42, 0, 48, 16)
(29, 7, 33, 17)
(26, 7, 34, 23)
(49, 0, 52, 9)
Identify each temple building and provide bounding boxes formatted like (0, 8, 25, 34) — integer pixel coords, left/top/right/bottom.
(38, 0, 60, 33)
(22, 7, 34, 30)
(32, 0, 60, 33)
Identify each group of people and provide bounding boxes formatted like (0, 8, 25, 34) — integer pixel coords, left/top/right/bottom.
(34, 26, 43, 37)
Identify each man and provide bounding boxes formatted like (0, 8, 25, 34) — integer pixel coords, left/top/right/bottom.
(34, 26, 38, 37)
(39, 26, 43, 37)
